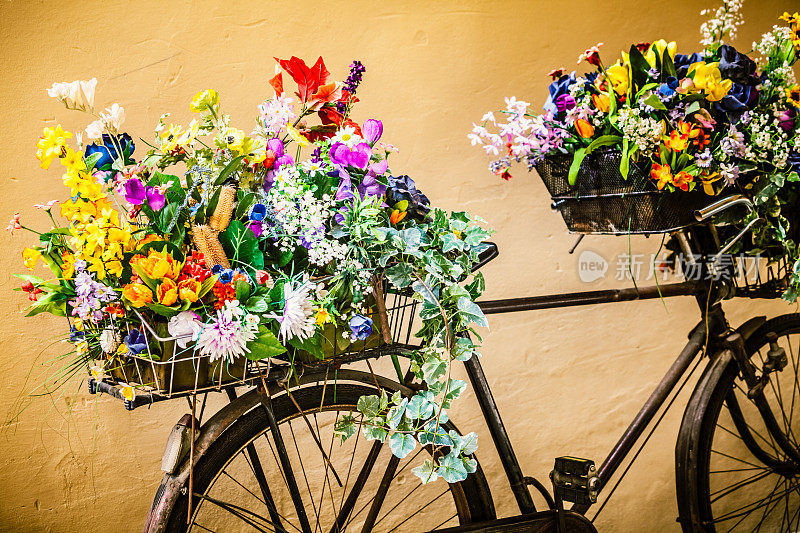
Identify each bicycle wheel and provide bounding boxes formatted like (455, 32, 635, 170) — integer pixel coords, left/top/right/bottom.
(160, 382, 495, 532)
(677, 314, 800, 532)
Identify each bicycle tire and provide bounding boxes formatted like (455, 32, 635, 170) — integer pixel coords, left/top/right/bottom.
(159, 382, 495, 532)
(676, 313, 800, 532)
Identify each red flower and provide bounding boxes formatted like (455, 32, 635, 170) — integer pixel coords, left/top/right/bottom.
(578, 43, 604, 66)
(21, 281, 42, 301)
(635, 41, 651, 52)
(212, 282, 236, 309)
(274, 56, 331, 103)
(548, 68, 566, 80)
(255, 270, 271, 285)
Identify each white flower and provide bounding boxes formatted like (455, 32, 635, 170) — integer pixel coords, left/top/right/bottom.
(330, 125, 362, 147)
(100, 103, 125, 133)
(271, 281, 315, 342)
(196, 302, 258, 363)
(99, 328, 120, 354)
(168, 311, 203, 349)
(47, 78, 97, 111)
(85, 119, 104, 141)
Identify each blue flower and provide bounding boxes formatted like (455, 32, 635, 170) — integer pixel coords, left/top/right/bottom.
(386, 175, 430, 220)
(124, 329, 148, 355)
(718, 45, 758, 85)
(216, 268, 234, 284)
(349, 314, 374, 341)
(544, 73, 576, 112)
(69, 325, 85, 343)
(673, 52, 704, 78)
(84, 133, 135, 170)
(659, 76, 680, 97)
(787, 151, 800, 175)
(250, 203, 267, 221)
(715, 82, 759, 123)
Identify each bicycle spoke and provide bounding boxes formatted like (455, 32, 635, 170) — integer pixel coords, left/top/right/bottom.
(244, 443, 287, 533)
(730, 382, 781, 456)
(219, 469, 298, 533)
(429, 512, 459, 531)
(374, 481, 422, 527)
(710, 470, 774, 504)
(360, 454, 401, 532)
(711, 448, 770, 470)
(714, 477, 789, 523)
(711, 466, 766, 474)
(386, 489, 450, 532)
(192, 492, 276, 533)
(288, 419, 321, 528)
(331, 439, 383, 533)
(336, 416, 363, 526)
(192, 523, 216, 533)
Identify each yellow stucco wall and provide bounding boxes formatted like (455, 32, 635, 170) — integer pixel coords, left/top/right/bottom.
(0, 0, 796, 531)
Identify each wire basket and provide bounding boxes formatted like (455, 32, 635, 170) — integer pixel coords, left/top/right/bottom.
(98, 282, 420, 397)
(536, 149, 710, 234)
(733, 254, 793, 299)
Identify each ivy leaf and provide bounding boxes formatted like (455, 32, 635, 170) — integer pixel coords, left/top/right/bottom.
(437, 451, 469, 483)
(385, 263, 414, 289)
(422, 355, 447, 385)
(457, 296, 488, 328)
(399, 227, 422, 252)
(246, 326, 286, 361)
(418, 419, 453, 447)
(388, 432, 416, 459)
(412, 459, 440, 484)
(333, 415, 357, 444)
(441, 232, 464, 253)
(443, 379, 467, 408)
(463, 226, 492, 247)
(386, 398, 408, 430)
(450, 430, 479, 456)
(405, 393, 435, 420)
(363, 424, 388, 442)
(357, 395, 382, 419)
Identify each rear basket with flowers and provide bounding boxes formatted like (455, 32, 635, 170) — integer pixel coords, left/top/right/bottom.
(471, 3, 800, 298)
(14, 55, 494, 484)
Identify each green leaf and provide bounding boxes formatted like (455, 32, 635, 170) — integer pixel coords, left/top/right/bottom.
(385, 263, 415, 289)
(399, 227, 422, 253)
(388, 432, 416, 459)
(145, 302, 181, 318)
(244, 296, 269, 313)
(333, 415, 357, 444)
(357, 395, 382, 419)
(363, 424, 388, 442)
(568, 147, 587, 186)
(213, 155, 245, 186)
(437, 451, 469, 483)
(441, 232, 464, 253)
(288, 334, 323, 360)
(684, 101, 701, 116)
(197, 274, 218, 299)
(457, 297, 488, 328)
(386, 398, 408, 430)
(411, 459, 440, 484)
(642, 94, 667, 111)
(405, 393, 435, 420)
(83, 152, 102, 172)
(246, 326, 286, 360)
(219, 220, 264, 271)
(627, 45, 651, 99)
(586, 135, 622, 153)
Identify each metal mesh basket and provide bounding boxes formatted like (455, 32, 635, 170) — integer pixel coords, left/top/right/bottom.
(99, 283, 420, 397)
(536, 149, 709, 234)
(733, 254, 793, 299)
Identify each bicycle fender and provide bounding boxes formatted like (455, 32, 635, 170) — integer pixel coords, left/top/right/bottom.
(736, 315, 767, 342)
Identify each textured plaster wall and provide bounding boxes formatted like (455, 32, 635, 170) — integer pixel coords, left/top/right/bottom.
(0, 0, 795, 531)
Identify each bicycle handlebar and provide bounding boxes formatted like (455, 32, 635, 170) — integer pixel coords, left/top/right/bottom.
(694, 194, 753, 222)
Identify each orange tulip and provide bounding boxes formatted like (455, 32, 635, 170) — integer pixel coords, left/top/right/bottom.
(673, 171, 694, 192)
(178, 278, 202, 303)
(591, 93, 610, 113)
(389, 209, 407, 225)
(156, 279, 178, 306)
(575, 119, 595, 138)
(122, 282, 153, 308)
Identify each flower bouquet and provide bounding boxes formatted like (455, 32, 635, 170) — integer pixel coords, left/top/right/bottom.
(14, 56, 492, 482)
(471, 3, 800, 298)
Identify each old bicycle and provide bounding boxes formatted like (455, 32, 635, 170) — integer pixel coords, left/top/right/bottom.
(84, 191, 800, 533)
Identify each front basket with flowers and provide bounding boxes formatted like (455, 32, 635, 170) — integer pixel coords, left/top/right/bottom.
(471, 3, 800, 300)
(14, 56, 492, 484)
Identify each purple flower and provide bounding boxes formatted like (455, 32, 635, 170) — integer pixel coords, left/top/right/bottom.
(336, 60, 366, 113)
(124, 178, 146, 205)
(357, 173, 387, 199)
(248, 220, 264, 237)
(778, 108, 796, 132)
(544, 73, 576, 112)
(368, 159, 388, 175)
(275, 154, 294, 168)
(330, 142, 372, 169)
(124, 329, 148, 355)
(335, 172, 355, 201)
(362, 119, 383, 145)
(267, 138, 285, 158)
(348, 314, 373, 340)
(300, 226, 325, 249)
(555, 94, 576, 113)
(146, 187, 166, 211)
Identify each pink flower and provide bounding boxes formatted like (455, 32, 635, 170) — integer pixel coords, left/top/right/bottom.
(6, 213, 21, 234)
(33, 200, 59, 210)
(330, 142, 372, 169)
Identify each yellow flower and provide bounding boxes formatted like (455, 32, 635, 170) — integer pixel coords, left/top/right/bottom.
(63, 172, 104, 201)
(315, 308, 332, 326)
(105, 260, 123, 278)
(690, 62, 732, 102)
(644, 40, 677, 67)
(158, 121, 199, 153)
(156, 279, 178, 306)
(122, 282, 153, 307)
(35, 125, 72, 169)
(787, 85, 800, 107)
(605, 63, 629, 96)
(177, 278, 201, 303)
(138, 249, 182, 280)
(220, 128, 246, 152)
(700, 172, 722, 196)
(22, 247, 41, 270)
(61, 252, 76, 279)
(286, 124, 310, 148)
(779, 11, 799, 31)
(190, 89, 219, 112)
(60, 148, 86, 173)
